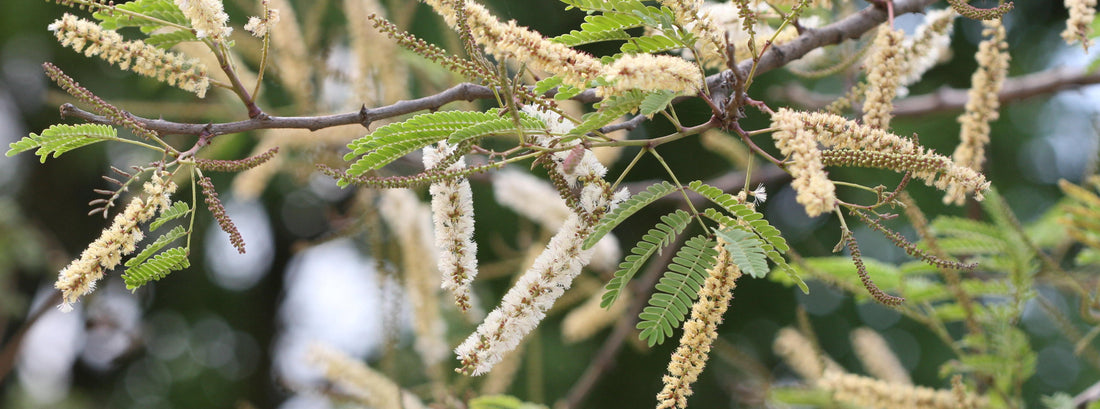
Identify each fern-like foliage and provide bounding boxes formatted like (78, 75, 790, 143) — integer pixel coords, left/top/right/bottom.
(688, 181, 789, 253)
(344, 111, 502, 176)
(446, 116, 546, 144)
(583, 181, 678, 249)
(551, 13, 641, 46)
(569, 91, 648, 136)
(150, 201, 191, 231)
(639, 90, 677, 117)
(716, 228, 770, 279)
(122, 247, 190, 290)
(125, 225, 188, 269)
(93, 0, 197, 47)
(6, 124, 122, 163)
(601, 209, 691, 308)
(620, 34, 683, 54)
(637, 235, 717, 346)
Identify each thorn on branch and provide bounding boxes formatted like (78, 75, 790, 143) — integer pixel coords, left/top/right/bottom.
(358, 104, 372, 128)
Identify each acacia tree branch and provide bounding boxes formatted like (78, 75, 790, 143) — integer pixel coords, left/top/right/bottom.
(892, 67, 1100, 116)
(775, 67, 1100, 116)
(59, 0, 936, 138)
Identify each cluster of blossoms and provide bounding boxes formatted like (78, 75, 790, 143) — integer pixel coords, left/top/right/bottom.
(379, 189, 449, 367)
(55, 172, 177, 311)
(819, 371, 985, 409)
(48, 14, 211, 97)
(310, 345, 428, 409)
(174, 0, 232, 40)
(243, 1, 281, 38)
(656, 240, 742, 409)
(949, 19, 1009, 205)
(898, 9, 958, 96)
(771, 108, 990, 216)
(658, 0, 729, 68)
(422, 0, 703, 97)
(597, 54, 704, 98)
(862, 27, 905, 130)
(453, 107, 627, 376)
(423, 142, 479, 313)
(1062, 0, 1097, 49)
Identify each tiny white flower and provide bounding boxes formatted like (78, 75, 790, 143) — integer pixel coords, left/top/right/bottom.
(751, 184, 767, 204)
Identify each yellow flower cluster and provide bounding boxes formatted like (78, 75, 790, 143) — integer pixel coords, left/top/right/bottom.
(770, 110, 837, 217)
(949, 19, 1008, 205)
(49, 14, 210, 97)
(1063, 0, 1097, 49)
(656, 241, 742, 409)
(54, 172, 177, 311)
(819, 370, 985, 409)
(862, 27, 905, 130)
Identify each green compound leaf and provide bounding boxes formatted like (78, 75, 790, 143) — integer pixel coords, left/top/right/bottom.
(94, 0, 193, 35)
(637, 235, 718, 346)
(620, 34, 683, 54)
(551, 12, 642, 46)
(122, 247, 190, 290)
(716, 227, 770, 279)
(7, 124, 121, 163)
(688, 181, 789, 253)
(150, 201, 191, 231)
(144, 29, 199, 49)
(125, 225, 187, 268)
(569, 91, 647, 136)
(447, 116, 545, 144)
(638, 90, 676, 117)
(344, 111, 500, 176)
(601, 209, 691, 309)
(583, 181, 678, 250)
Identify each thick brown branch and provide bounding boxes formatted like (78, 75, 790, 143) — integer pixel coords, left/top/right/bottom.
(58, 0, 935, 138)
(775, 67, 1100, 117)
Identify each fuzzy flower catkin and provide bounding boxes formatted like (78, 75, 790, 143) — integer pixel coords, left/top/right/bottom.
(492, 169, 621, 273)
(48, 14, 210, 97)
(309, 345, 428, 409)
(55, 172, 177, 311)
(656, 241, 742, 409)
(851, 327, 911, 385)
(659, 0, 729, 68)
(862, 27, 905, 130)
(175, 0, 232, 40)
(770, 110, 837, 217)
(454, 107, 625, 376)
(598, 54, 703, 98)
(771, 109, 990, 204)
(422, 0, 602, 89)
(423, 142, 479, 313)
(244, 5, 280, 38)
(773, 327, 826, 382)
(379, 189, 449, 367)
(1063, 0, 1097, 49)
(948, 19, 1008, 205)
(819, 370, 985, 409)
(899, 9, 958, 96)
